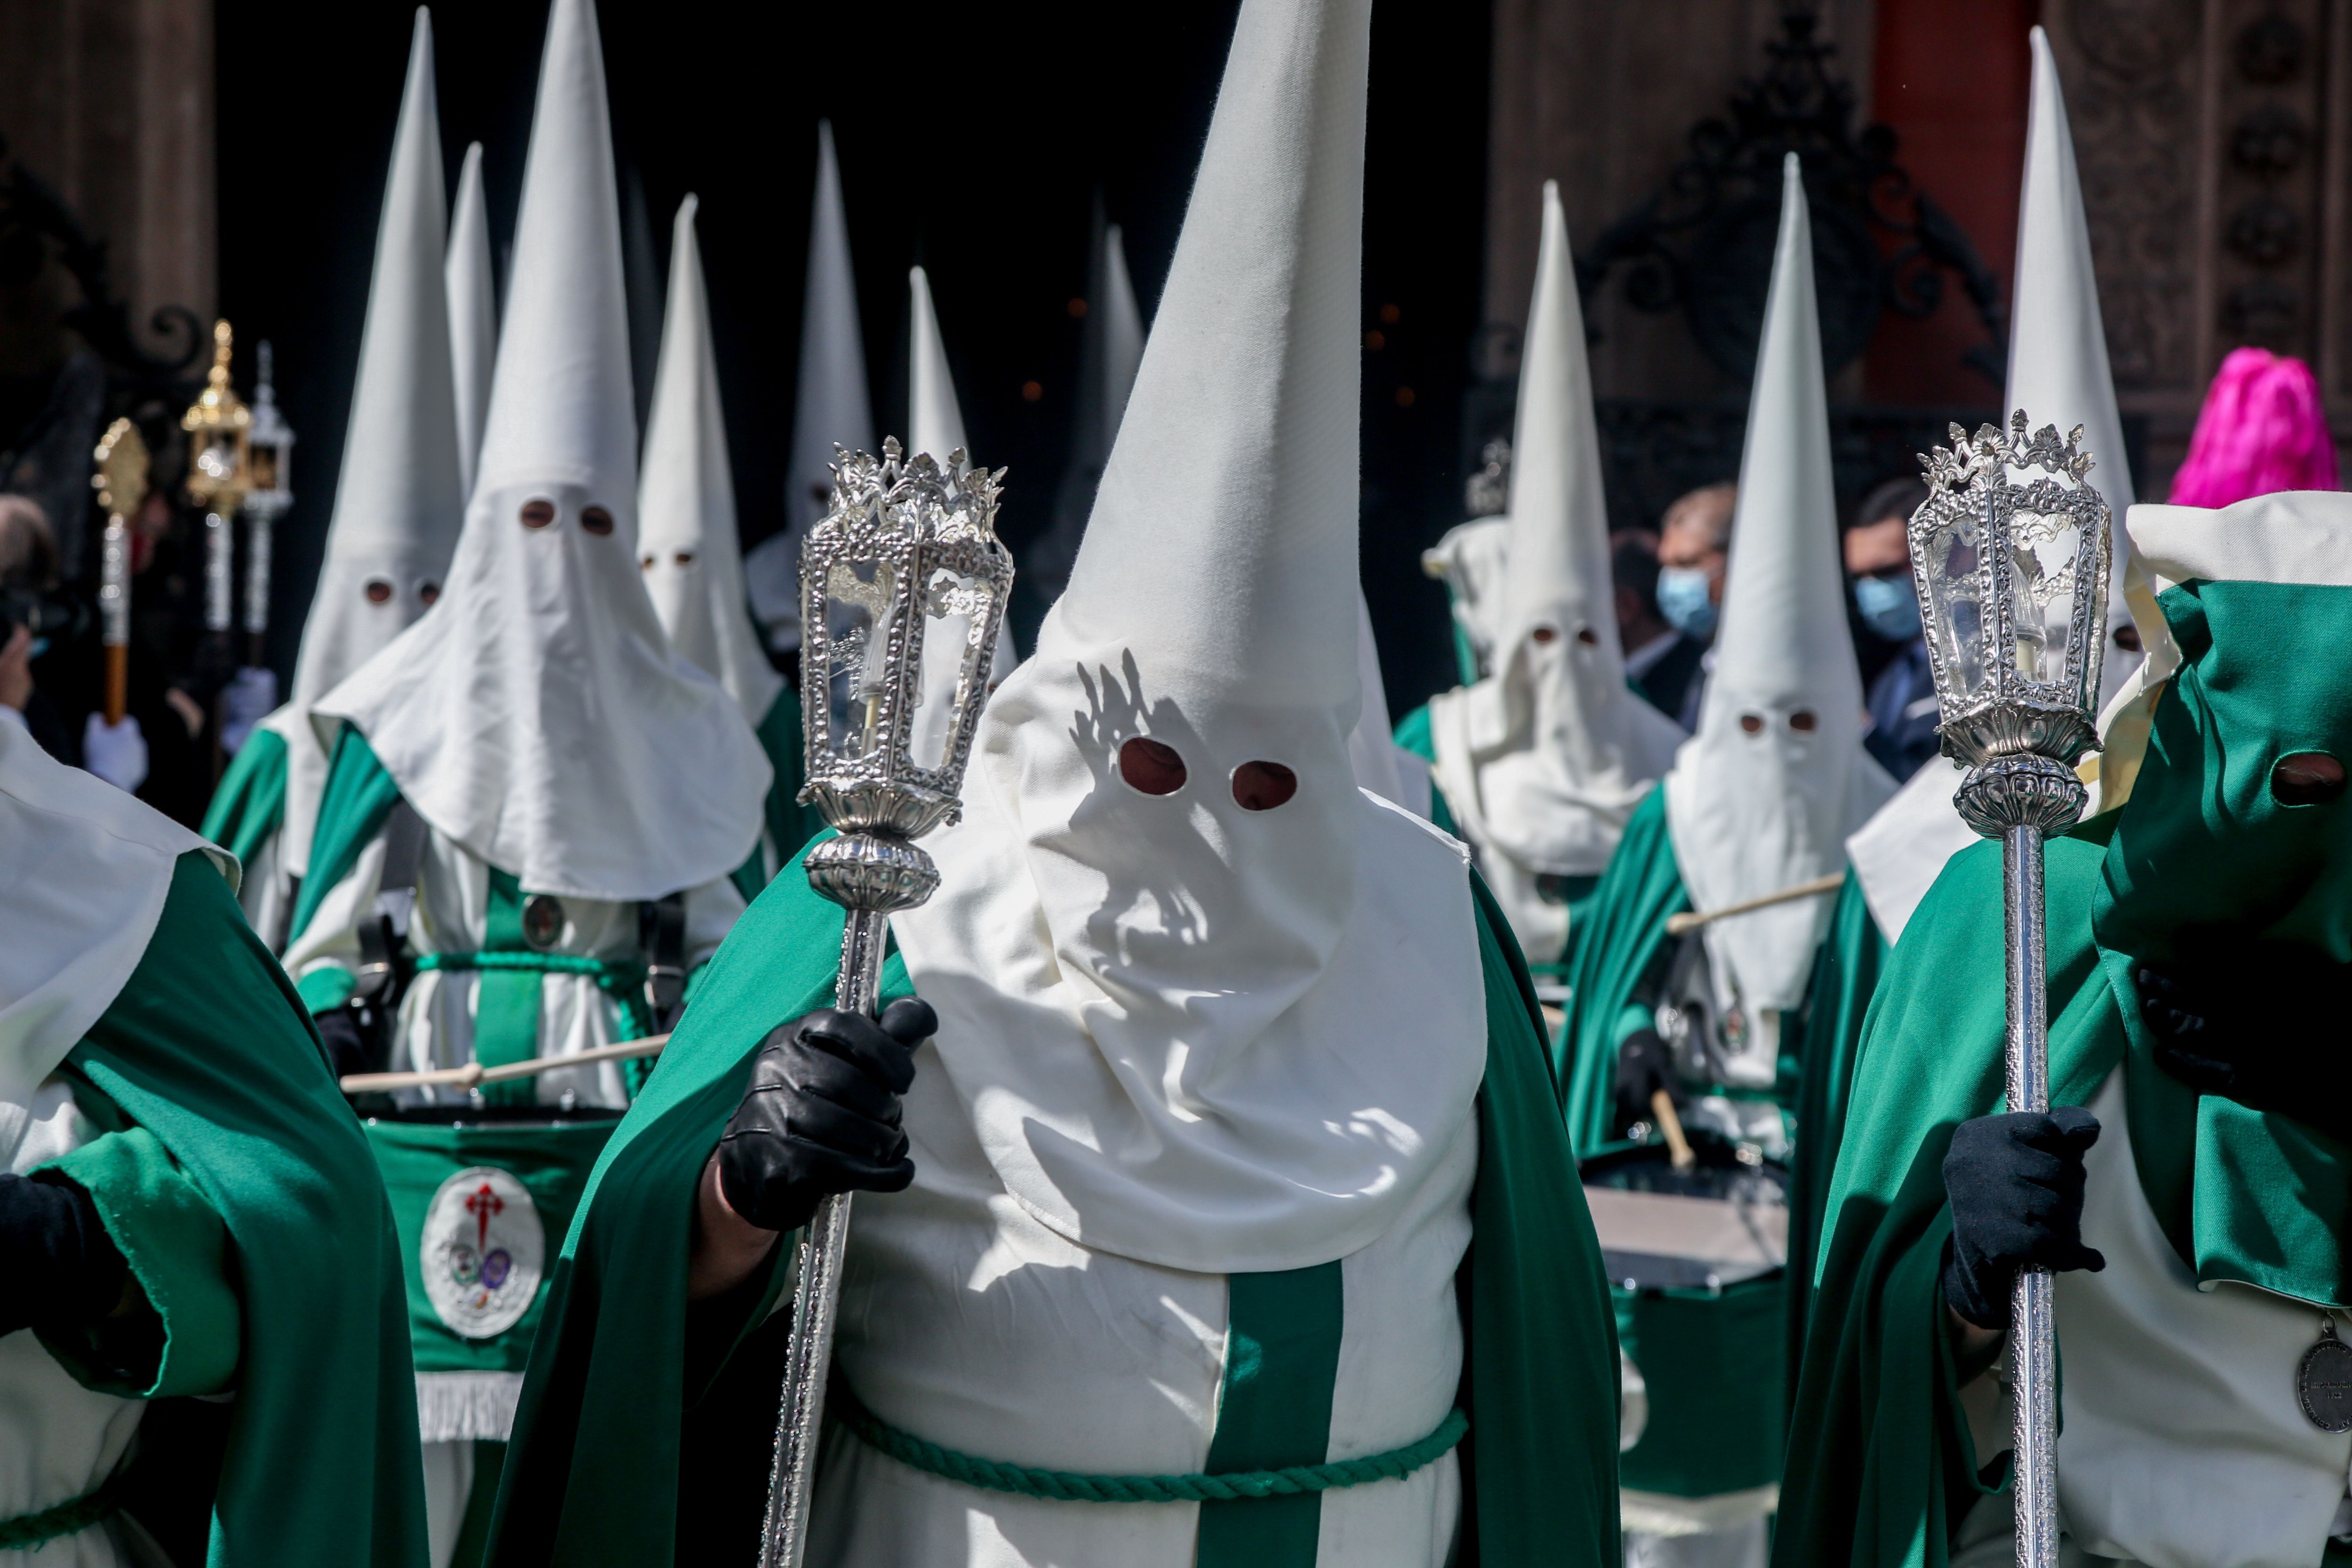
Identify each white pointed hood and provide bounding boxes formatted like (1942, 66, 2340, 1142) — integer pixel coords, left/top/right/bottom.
(905, 264, 1012, 766)
(1032, 212, 1149, 597)
(2007, 25, 2171, 708)
(447, 140, 498, 496)
(318, 0, 768, 902)
(1428, 182, 1684, 960)
(1347, 591, 1431, 815)
(275, 11, 465, 879)
(745, 122, 874, 649)
(0, 721, 229, 1110)
(1664, 156, 1894, 1014)
(891, 0, 1482, 1274)
(639, 195, 784, 728)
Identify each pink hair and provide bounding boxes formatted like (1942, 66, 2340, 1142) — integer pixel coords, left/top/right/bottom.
(2167, 347, 2340, 507)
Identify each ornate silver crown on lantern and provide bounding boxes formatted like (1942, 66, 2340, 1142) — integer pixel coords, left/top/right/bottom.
(1906, 409, 2112, 1568)
(762, 436, 1012, 1568)
(794, 437, 1012, 910)
(1909, 412, 2112, 839)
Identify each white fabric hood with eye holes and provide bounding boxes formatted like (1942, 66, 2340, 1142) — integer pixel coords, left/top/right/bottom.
(272, 9, 466, 880)
(1427, 181, 1685, 962)
(1662, 156, 1895, 1015)
(317, 0, 769, 904)
(1347, 590, 1431, 815)
(639, 194, 784, 728)
(744, 122, 874, 651)
(906, 263, 1015, 764)
(889, 0, 1486, 1276)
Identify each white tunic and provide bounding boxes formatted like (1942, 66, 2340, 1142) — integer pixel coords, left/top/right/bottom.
(2053, 1072, 2352, 1567)
(808, 1037, 1478, 1568)
(283, 826, 742, 1109)
(0, 1082, 145, 1568)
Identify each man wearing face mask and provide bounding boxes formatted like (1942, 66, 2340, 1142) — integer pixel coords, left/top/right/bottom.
(1779, 486, 2352, 1568)
(202, 15, 464, 950)
(1556, 158, 1895, 1568)
(1844, 477, 1939, 782)
(275, 6, 770, 1562)
(1653, 481, 1735, 730)
(485, 3, 1622, 1564)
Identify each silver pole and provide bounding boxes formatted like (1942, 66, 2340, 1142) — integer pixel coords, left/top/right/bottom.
(2004, 822, 2058, 1568)
(203, 510, 233, 634)
(759, 906, 886, 1568)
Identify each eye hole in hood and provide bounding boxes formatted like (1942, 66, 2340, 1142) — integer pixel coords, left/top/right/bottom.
(1231, 760, 1297, 811)
(1117, 736, 1186, 796)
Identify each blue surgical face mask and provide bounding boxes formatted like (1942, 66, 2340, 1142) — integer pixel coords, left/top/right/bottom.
(1853, 573, 1922, 641)
(1656, 565, 1718, 640)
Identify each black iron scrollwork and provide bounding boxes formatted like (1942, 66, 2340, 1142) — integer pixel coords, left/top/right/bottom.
(1574, 1, 2007, 390)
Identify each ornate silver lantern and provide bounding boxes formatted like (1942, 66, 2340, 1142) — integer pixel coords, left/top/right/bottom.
(182, 319, 252, 642)
(239, 341, 295, 669)
(1907, 411, 2113, 1568)
(761, 438, 1012, 1568)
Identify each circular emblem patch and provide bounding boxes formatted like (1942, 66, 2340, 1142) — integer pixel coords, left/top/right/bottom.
(2300, 1331, 2352, 1433)
(421, 1166, 544, 1339)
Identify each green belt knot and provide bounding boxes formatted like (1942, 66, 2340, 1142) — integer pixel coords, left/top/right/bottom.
(0, 1464, 129, 1550)
(827, 1378, 1467, 1505)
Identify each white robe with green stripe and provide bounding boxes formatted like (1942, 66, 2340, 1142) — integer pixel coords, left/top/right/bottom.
(808, 1035, 1479, 1568)
(283, 824, 742, 1109)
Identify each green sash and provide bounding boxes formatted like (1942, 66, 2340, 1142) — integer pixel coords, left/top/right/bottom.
(201, 723, 288, 870)
(1782, 869, 1886, 1388)
(290, 726, 403, 945)
(68, 853, 427, 1567)
(482, 846, 1621, 1568)
(1555, 787, 1690, 1148)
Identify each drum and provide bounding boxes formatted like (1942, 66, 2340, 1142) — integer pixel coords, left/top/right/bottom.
(1584, 1135, 1789, 1512)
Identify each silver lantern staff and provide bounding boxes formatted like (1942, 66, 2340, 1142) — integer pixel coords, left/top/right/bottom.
(759, 438, 1013, 1568)
(1907, 413, 2112, 1568)
(240, 341, 296, 670)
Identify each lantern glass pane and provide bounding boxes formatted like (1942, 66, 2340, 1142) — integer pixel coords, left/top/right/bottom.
(1921, 510, 1991, 706)
(247, 442, 281, 493)
(2006, 509, 2084, 690)
(196, 435, 239, 486)
(908, 566, 1000, 771)
(821, 555, 901, 763)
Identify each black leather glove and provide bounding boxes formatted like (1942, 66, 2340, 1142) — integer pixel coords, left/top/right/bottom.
(0, 1171, 129, 1339)
(2137, 948, 2352, 1143)
(715, 998, 937, 1234)
(1940, 1107, 2105, 1331)
(1613, 1027, 1685, 1134)
(314, 1005, 375, 1082)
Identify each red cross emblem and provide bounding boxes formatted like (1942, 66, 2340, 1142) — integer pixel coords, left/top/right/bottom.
(466, 1182, 505, 1254)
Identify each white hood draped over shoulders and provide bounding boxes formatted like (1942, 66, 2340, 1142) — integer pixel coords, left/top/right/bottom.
(275, 10, 465, 880)
(317, 0, 768, 903)
(638, 195, 784, 728)
(0, 721, 228, 1111)
(1428, 181, 1683, 960)
(889, 0, 1485, 1276)
(1662, 156, 1894, 1015)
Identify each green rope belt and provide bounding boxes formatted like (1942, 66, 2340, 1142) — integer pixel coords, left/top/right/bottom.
(829, 1379, 1467, 1504)
(415, 951, 650, 1041)
(0, 1464, 128, 1549)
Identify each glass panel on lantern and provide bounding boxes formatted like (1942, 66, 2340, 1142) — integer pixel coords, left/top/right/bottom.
(1921, 510, 1990, 705)
(907, 566, 999, 772)
(823, 556, 900, 762)
(2005, 509, 2083, 689)
(196, 435, 240, 490)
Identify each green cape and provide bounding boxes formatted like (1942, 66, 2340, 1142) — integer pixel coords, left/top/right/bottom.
(200, 724, 288, 871)
(68, 852, 426, 1567)
(1781, 868, 1885, 1389)
(484, 845, 1621, 1568)
(753, 686, 826, 887)
(287, 727, 403, 945)
(1776, 577, 2352, 1568)
(1553, 787, 1690, 1147)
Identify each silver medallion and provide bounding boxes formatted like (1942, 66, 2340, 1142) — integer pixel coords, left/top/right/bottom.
(521, 893, 565, 951)
(2297, 1320, 2352, 1433)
